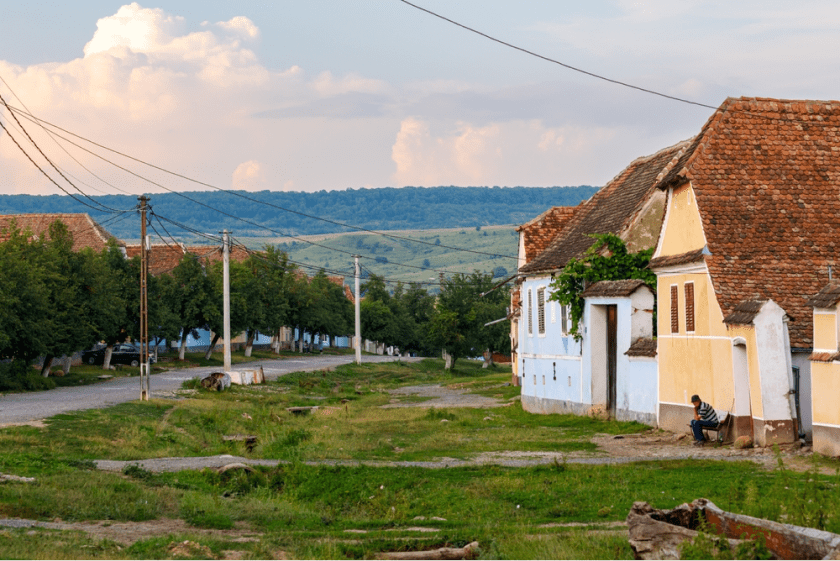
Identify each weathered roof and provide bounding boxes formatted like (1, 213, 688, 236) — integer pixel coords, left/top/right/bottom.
(723, 299, 768, 326)
(0, 213, 121, 253)
(125, 244, 187, 276)
(124, 243, 249, 276)
(656, 96, 840, 347)
(626, 337, 657, 357)
(810, 351, 840, 363)
(516, 206, 579, 263)
(648, 248, 707, 270)
(519, 139, 691, 275)
(580, 279, 649, 298)
(807, 282, 840, 309)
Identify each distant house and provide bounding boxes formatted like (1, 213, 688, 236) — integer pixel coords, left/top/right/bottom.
(649, 96, 840, 445)
(514, 140, 688, 424)
(807, 283, 840, 456)
(0, 213, 123, 253)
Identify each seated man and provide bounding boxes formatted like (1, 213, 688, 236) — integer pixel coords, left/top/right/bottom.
(690, 394, 719, 446)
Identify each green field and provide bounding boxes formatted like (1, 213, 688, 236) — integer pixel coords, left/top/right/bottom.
(1, 359, 839, 559)
(240, 225, 518, 289)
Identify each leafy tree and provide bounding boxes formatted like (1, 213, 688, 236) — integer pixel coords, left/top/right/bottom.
(428, 271, 509, 370)
(253, 246, 294, 353)
(0, 224, 52, 365)
(548, 233, 655, 340)
(360, 299, 397, 348)
(169, 253, 221, 360)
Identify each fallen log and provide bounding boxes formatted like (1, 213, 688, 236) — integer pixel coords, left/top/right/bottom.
(377, 541, 479, 560)
(627, 499, 840, 560)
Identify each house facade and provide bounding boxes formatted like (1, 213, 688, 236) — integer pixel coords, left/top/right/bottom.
(649, 97, 840, 446)
(514, 140, 689, 424)
(808, 283, 840, 456)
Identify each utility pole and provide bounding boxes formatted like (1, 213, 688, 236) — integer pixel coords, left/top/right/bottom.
(222, 230, 232, 372)
(354, 254, 361, 364)
(138, 195, 150, 401)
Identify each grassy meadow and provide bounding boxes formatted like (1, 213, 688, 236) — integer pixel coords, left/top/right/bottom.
(0, 359, 839, 559)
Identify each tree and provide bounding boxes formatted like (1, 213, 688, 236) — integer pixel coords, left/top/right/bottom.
(428, 271, 509, 370)
(253, 247, 293, 353)
(0, 224, 52, 364)
(169, 253, 221, 360)
(548, 233, 655, 340)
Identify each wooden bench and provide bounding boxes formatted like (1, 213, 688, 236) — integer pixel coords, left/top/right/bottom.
(695, 412, 730, 443)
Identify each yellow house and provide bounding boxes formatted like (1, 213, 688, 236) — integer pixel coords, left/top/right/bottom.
(807, 283, 840, 456)
(650, 97, 840, 446)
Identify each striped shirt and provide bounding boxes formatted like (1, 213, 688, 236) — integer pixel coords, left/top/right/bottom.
(697, 402, 718, 424)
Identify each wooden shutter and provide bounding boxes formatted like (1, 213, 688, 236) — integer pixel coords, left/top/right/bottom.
(670, 285, 679, 334)
(537, 288, 545, 334)
(685, 282, 695, 332)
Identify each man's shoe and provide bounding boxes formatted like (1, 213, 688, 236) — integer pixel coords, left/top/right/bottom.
(693, 440, 705, 447)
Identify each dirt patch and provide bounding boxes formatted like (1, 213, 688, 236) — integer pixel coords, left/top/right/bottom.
(0, 517, 262, 546)
(592, 430, 821, 473)
(382, 384, 508, 409)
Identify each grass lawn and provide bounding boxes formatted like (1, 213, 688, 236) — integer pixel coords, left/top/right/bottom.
(0, 359, 839, 559)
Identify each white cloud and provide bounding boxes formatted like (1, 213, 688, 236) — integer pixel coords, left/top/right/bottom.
(216, 16, 260, 39)
(232, 160, 268, 191)
(391, 117, 622, 187)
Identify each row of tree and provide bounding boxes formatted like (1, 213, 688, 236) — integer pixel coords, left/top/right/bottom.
(0, 222, 511, 387)
(359, 272, 510, 369)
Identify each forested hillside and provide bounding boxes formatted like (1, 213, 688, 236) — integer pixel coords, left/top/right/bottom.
(0, 185, 596, 240)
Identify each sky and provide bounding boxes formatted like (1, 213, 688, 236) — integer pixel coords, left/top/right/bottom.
(1, 1, 840, 196)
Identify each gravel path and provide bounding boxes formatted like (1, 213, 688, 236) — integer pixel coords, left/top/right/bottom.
(0, 354, 419, 426)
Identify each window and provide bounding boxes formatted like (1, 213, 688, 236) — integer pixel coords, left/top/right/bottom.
(561, 305, 569, 335)
(685, 282, 695, 332)
(670, 285, 679, 334)
(550, 298, 556, 323)
(527, 289, 533, 335)
(537, 287, 546, 335)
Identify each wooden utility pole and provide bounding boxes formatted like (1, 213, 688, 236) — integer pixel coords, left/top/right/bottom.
(138, 196, 150, 401)
(354, 254, 361, 364)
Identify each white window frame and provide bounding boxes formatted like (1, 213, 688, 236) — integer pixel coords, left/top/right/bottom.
(527, 289, 533, 336)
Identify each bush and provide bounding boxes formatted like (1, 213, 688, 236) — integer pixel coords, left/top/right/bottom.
(0, 361, 56, 392)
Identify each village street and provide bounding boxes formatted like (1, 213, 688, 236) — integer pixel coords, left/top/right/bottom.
(0, 354, 419, 426)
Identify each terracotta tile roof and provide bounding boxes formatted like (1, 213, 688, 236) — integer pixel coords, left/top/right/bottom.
(626, 337, 657, 357)
(519, 139, 691, 275)
(648, 248, 707, 270)
(0, 213, 121, 253)
(809, 351, 840, 363)
(125, 244, 188, 276)
(124, 244, 250, 276)
(581, 279, 648, 298)
(807, 282, 840, 309)
(723, 299, 768, 326)
(656, 97, 840, 348)
(516, 206, 579, 262)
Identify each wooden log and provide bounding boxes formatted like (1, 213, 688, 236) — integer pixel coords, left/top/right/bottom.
(377, 541, 479, 560)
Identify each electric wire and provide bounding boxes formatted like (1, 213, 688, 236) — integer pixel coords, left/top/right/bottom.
(0, 74, 133, 195)
(0, 94, 129, 213)
(4, 109, 498, 277)
(5, 103, 519, 260)
(397, 0, 717, 111)
(0, 119, 120, 214)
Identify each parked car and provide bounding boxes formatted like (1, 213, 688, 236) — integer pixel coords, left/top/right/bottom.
(81, 343, 156, 367)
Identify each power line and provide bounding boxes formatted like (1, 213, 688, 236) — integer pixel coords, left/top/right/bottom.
(397, 0, 717, 111)
(0, 94, 129, 213)
(0, 119, 120, 215)
(5, 103, 519, 260)
(0, 74, 132, 195)
(5, 107, 509, 277)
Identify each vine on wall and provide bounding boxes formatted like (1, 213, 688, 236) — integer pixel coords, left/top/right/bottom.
(548, 233, 655, 340)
